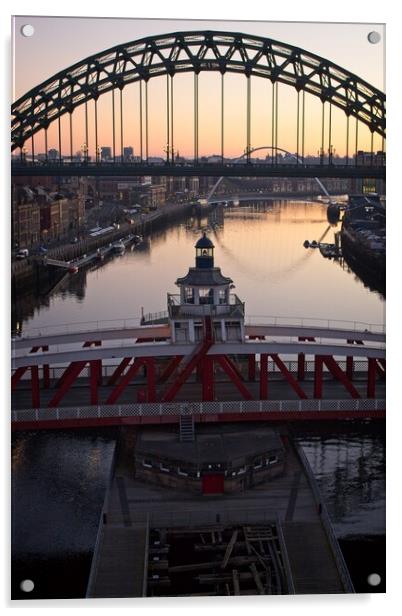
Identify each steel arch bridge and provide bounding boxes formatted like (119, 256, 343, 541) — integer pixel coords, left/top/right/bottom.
(11, 30, 386, 180)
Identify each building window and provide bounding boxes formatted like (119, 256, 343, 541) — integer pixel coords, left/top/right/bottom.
(142, 459, 153, 468)
(268, 456, 278, 465)
(218, 289, 227, 304)
(184, 287, 194, 304)
(199, 288, 214, 304)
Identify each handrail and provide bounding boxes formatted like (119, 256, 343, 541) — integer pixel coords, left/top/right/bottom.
(12, 398, 386, 424)
(275, 515, 296, 594)
(13, 314, 385, 339)
(85, 442, 117, 598)
(293, 441, 355, 593)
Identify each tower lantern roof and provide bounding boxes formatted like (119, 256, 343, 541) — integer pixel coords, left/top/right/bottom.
(195, 232, 214, 250)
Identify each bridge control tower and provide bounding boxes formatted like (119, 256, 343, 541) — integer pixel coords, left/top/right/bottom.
(168, 233, 245, 343)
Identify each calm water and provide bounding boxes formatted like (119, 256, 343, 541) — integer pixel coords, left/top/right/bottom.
(14, 200, 384, 333)
(12, 200, 385, 597)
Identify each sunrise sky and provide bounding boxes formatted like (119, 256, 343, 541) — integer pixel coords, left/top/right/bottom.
(12, 16, 385, 158)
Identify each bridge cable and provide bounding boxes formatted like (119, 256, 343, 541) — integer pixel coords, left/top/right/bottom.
(120, 89, 124, 161)
(171, 75, 174, 163)
(139, 80, 143, 161)
(194, 73, 199, 163)
(296, 90, 300, 164)
(85, 101, 89, 162)
(221, 73, 224, 162)
(321, 102, 325, 165)
(112, 89, 116, 162)
(355, 118, 359, 167)
(246, 76, 251, 162)
(45, 126, 48, 162)
(302, 91, 305, 163)
(271, 83, 275, 167)
(69, 110, 73, 162)
(370, 130, 374, 167)
(275, 83, 279, 164)
(95, 98, 98, 162)
(145, 81, 149, 162)
(346, 115, 349, 166)
(166, 74, 170, 163)
(31, 133, 35, 164)
(58, 116, 62, 164)
(328, 102, 332, 164)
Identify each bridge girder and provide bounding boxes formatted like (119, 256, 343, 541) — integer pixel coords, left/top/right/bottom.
(11, 30, 385, 150)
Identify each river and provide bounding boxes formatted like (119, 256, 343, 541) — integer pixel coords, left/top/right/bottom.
(11, 199, 385, 597)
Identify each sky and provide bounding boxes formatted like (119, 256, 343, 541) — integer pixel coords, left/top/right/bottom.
(12, 16, 385, 158)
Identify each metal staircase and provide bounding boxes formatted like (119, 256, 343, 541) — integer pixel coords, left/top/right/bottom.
(179, 415, 195, 442)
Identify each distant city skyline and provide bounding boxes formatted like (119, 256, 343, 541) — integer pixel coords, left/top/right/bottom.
(12, 17, 385, 158)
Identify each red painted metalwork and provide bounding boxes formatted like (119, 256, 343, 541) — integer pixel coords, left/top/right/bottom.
(297, 337, 315, 380)
(270, 353, 308, 399)
(56, 340, 101, 388)
(321, 355, 361, 398)
(106, 358, 154, 404)
(260, 353, 268, 399)
(12, 367, 28, 390)
(161, 338, 213, 401)
(42, 345, 50, 389)
(161, 317, 214, 402)
(107, 357, 132, 386)
(376, 358, 386, 378)
(346, 339, 364, 379)
(31, 365, 40, 408)
(367, 358, 377, 398)
(248, 354, 256, 381)
(202, 474, 224, 494)
(146, 358, 156, 402)
(215, 355, 253, 400)
(201, 356, 215, 401)
(48, 361, 87, 407)
(90, 361, 99, 405)
(12, 345, 47, 390)
(159, 355, 183, 383)
(314, 355, 324, 398)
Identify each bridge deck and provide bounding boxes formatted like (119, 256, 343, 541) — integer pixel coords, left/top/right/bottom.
(87, 428, 347, 596)
(11, 376, 386, 410)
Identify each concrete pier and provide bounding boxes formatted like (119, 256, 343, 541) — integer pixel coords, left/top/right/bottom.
(86, 425, 353, 597)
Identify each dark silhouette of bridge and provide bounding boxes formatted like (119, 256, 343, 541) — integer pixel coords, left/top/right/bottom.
(11, 30, 385, 179)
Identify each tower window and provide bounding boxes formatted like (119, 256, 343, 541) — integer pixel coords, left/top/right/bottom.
(199, 288, 214, 304)
(184, 287, 194, 303)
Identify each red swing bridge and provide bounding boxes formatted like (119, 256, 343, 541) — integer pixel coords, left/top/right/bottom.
(11, 234, 385, 431)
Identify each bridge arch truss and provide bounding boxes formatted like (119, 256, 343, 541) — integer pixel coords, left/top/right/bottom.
(12, 30, 385, 154)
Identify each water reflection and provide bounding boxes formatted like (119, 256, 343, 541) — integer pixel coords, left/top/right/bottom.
(294, 422, 385, 537)
(13, 200, 384, 336)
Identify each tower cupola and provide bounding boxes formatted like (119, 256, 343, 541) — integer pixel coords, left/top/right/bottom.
(195, 233, 214, 268)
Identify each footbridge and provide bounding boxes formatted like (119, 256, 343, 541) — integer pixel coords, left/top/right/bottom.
(11, 317, 385, 430)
